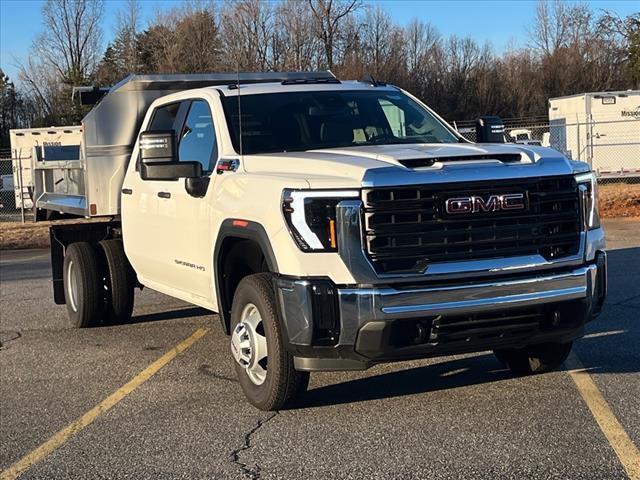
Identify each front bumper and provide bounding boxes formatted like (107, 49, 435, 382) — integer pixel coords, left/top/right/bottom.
(276, 253, 607, 371)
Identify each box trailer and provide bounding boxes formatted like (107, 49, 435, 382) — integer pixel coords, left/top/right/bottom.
(548, 90, 640, 178)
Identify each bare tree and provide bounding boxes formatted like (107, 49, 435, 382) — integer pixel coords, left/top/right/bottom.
(115, 0, 141, 74)
(360, 6, 394, 76)
(405, 20, 440, 73)
(29, 0, 103, 84)
(529, 0, 571, 56)
(16, 0, 640, 127)
(598, 11, 640, 88)
(93, 0, 141, 83)
(175, 3, 221, 72)
(19, 0, 104, 124)
(220, 0, 275, 70)
(274, 0, 320, 70)
(308, 0, 360, 69)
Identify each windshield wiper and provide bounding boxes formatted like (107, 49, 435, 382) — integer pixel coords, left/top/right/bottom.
(365, 134, 396, 145)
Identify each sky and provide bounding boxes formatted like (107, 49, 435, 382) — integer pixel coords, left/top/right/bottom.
(1, 0, 638, 83)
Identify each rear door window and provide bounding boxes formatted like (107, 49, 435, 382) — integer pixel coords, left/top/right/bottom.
(138, 102, 184, 172)
(149, 102, 181, 131)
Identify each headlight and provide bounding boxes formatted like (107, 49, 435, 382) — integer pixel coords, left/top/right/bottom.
(282, 190, 359, 251)
(575, 172, 600, 230)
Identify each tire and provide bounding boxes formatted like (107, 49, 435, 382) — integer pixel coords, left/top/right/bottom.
(230, 273, 309, 411)
(98, 239, 135, 323)
(63, 242, 104, 328)
(495, 341, 573, 375)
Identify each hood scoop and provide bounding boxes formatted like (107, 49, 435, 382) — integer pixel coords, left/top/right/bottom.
(399, 153, 523, 169)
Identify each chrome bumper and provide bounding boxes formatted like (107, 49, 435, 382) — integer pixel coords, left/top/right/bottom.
(336, 264, 597, 345)
(277, 258, 607, 372)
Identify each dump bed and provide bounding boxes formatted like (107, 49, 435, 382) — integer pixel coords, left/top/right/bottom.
(25, 71, 335, 219)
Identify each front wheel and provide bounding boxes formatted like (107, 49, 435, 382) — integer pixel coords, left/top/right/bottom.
(230, 273, 309, 411)
(495, 341, 573, 375)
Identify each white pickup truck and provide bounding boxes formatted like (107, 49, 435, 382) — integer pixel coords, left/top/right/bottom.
(21, 72, 607, 410)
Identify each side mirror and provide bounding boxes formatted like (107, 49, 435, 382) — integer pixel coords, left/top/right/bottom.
(475, 116, 505, 143)
(138, 130, 203, 180)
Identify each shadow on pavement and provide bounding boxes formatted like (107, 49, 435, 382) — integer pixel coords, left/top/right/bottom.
(127, 306, 211, 325)
(295, 353, 510, 408)
(295, 325, 638, 409)
(294, 247, 640, 409)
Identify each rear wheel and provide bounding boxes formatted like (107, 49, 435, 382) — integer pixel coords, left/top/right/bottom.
(63, 242, 104, 328)
(495, 341, 573, 375)
(98, 239, 135, 323)
(230, 273, 309, 411)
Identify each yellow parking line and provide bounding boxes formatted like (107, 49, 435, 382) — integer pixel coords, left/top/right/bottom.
(0, 327, 208, 480)
(566, 352, 640, 480)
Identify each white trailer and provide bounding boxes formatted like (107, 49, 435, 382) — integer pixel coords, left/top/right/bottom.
(9, 126, 82, 209)
(548, 90, 640, 178)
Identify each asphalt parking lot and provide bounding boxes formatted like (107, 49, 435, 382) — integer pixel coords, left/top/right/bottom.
(1, 218, 639, 479)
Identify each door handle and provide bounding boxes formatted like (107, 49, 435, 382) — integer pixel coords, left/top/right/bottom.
(121, 188, 133, 195)
(157, 192, 171, 199)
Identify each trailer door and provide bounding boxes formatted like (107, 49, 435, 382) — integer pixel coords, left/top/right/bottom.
(589, 94, 640, 176)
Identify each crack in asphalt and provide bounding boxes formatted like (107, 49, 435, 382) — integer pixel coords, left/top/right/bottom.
(0, 330, 22, 350)
(229, 412, 278, 479)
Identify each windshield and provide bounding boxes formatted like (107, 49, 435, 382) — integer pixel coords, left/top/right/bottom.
(221, 89, 460, 155)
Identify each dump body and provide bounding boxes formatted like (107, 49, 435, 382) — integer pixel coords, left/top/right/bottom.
(548, 90, 640, 178)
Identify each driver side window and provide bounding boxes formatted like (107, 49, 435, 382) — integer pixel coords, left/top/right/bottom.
(178, 100, 217, 173)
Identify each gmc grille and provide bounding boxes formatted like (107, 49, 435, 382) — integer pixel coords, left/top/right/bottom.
(363, 176, 582, 274)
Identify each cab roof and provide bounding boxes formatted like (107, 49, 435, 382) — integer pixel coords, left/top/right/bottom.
(106, 71, 396, 97)
(109, 71, 337, 93)
(216, 80, 398, 97)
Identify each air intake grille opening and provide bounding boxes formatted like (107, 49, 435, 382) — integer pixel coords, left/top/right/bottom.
(363, 176, 581, 274)
(398, 153, 523, 169)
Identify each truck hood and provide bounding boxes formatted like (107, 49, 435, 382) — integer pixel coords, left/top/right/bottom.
(242, 143, 582, 189)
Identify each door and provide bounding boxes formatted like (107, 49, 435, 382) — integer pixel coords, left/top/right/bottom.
(122, 100, 185, 285)
(122, 98, 218, 301)
(162, 99, 218, 299)
(589, 94, 640, 175)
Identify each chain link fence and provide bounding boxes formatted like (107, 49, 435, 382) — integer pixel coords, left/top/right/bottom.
(454, 117, 640, 184)
(0, 149, 33, 223)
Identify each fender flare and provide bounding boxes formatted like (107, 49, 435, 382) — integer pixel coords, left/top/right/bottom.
(213, 219, 279, 334)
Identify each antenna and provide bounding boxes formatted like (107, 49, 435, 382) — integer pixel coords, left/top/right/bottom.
(236, 66, 244, 160)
